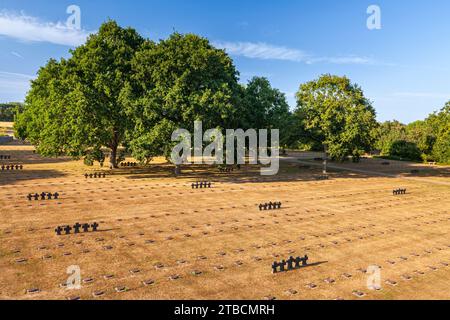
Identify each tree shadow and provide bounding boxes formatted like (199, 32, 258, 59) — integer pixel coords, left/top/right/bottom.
(0, 170, 68, 186)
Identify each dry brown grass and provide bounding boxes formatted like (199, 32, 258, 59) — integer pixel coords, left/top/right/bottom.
(0, 145, 449, 300)
(0, 122, 14, 137)
(0, 122, 14, 128)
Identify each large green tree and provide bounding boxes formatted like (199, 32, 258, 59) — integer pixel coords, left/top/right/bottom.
(124, 33, 241, 163)
(15, 21, 145, 168)
(295, 74, 378, 161)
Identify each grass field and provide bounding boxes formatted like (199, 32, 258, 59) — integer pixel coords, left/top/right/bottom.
(0, 144, 449, 300)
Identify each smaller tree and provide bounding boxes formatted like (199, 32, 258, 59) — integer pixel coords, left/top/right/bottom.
(295, 74, 378, 162)
(388, 140, 422, 161)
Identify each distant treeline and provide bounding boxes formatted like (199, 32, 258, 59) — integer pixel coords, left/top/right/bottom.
(13, 21, 450, 168)
(376, 104, 449, 164)
(0, 103, 24, 121)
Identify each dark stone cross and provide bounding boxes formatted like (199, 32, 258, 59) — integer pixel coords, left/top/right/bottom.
(259, 204, 263, 211)
(47, 193, 53, 200)
(27, 194, 32, 201)
(302, 255, 309, 266)
(287, 256, 295, 270)
(55, 226, 63, 236)
(63, 226, 72, 235)
(91, 222, 99, 232)
(272, 261, 279, 274)
(279, 260, 287, 272)
(85, 173, 89, 179)
(40, 192, 47, 200)
(294, 256, 303, 268)
(73, 223, 82, 234)
(82, 223, 90, 233)
(54, 192, 60, 200)
(33, 193, 39, 201)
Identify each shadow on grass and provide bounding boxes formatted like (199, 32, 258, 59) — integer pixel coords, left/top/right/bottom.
(0, 170, 68, 186)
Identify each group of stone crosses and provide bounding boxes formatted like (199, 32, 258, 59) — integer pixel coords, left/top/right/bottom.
(191, 181, 212, 189)
(259, 202, 282, 211)
(219, 166, 234, 173)
(272, 255, 309, 273)
(55, 222, 99, 235)
(0, 155, 11, 160)
(393, 188, 407, 195)
(1, 164, 23, 171)
(84, 172, 107, 179)
(120, 162, 137, 167)
(27, 192, 60, 201)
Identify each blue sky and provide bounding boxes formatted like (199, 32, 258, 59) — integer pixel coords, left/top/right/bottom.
(0, 0, 449, 123)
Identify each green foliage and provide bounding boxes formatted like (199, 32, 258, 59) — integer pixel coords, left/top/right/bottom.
(375, 102, 449, 164)
(387, 140, 422, 161)
(430, 103, 450, 164)
(294, 74, 378, 162)
(0, 103, 24, 121)
(432, 130, 450, 164)
(240, 77, 296, 148)
(83, 147, 106, 167)
(13, 19, 447, 168)
(125, 33, 241, 161)
(375, 120, 407, 155)
(15, 20, 145, 167)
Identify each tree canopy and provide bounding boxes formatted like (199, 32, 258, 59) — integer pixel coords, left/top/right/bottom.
(295, 74, 379, 162)
(375, 102, 449, 163)
(12, 20, 449, 168)
(124, 32, 241, 163)
(15, 20, 145, 167)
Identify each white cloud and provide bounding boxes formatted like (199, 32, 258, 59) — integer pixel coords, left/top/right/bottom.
(214, 41, 310, 62)
(0, 11, 93, 46)
(214, 41, 378, 65)
(11, 51, 24, 59)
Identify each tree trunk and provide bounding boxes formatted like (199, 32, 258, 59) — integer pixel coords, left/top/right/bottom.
(109, 131, 120, 169)
(109, 143, 118, 169)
